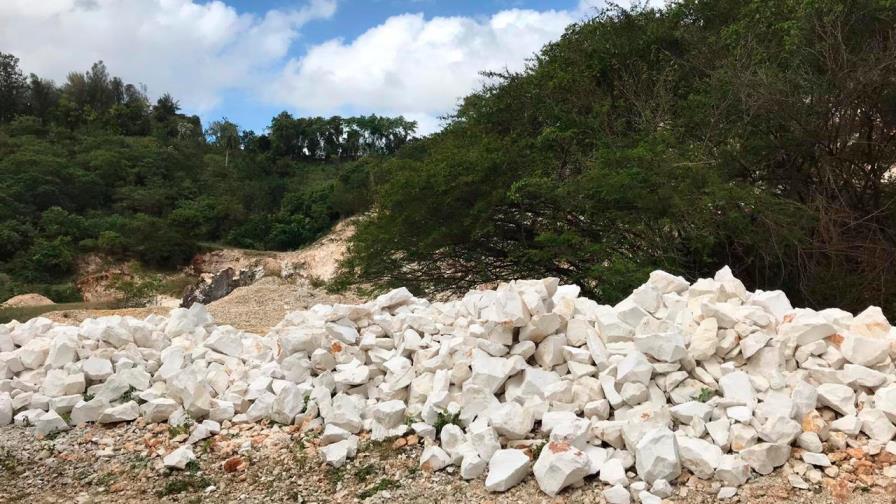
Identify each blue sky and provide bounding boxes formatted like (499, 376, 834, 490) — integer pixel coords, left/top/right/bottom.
(1, 0, 643, 135)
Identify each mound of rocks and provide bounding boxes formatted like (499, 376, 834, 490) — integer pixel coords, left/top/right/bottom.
(1, 293, 54, 308)
(1, 267, 895, 500)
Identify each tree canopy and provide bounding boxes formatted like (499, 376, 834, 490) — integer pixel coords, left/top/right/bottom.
(0, 55, 414, 302)
(340, 0, 896, 316)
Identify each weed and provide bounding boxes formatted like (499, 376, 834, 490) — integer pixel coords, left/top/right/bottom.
(434, 410, 461, 437)
(357, 478, 400, 500)
(120, 385, 138, 402)
(326, 466, 346, 489)
(82, 392, 95, 402)
(156, 475, 214, 497)
(531, 441, 546, 460)
(185, 460, 201, 473)
(354, 464, 377, 482)
(696, 388, 716, 402)
(0, 448, 18, 472)
(94, 473, 116, 487)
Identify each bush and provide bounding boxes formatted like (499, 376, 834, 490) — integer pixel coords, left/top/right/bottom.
(341, 0, 896, 315)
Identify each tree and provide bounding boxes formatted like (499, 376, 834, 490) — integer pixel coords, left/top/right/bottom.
(0, 52, 27, 123)
(206, 118, 240, 168)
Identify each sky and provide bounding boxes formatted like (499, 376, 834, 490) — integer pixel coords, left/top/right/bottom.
(0, 0, 661, 135)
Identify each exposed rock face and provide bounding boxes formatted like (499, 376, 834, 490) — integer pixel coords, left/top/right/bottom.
(181, 267, 259, 308)
(1, 265, 895, 498)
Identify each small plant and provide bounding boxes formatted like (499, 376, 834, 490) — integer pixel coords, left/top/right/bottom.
(325, 466, 346, 489)
(357, 478, 400, 500)
(82, 392, 95, 402)
(434, 410, 461, 437)
(94, 472, 116, 487)
(120, 385, 137, 402)
(696, 388, 716, 402)
(531, 441, 547, 460)
(168, 423, 191, 438)
(354, 463, 377, 482)
(156, 475, 214, 497)
(0, 448, 18, 472)
(185, 460, 201, 473)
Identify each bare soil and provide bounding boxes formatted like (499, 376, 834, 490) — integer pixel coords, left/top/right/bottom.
(1, 421, 894, 504)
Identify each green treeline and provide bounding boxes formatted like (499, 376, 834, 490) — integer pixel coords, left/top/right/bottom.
(340, 0, 896, 315)
(0, 54, 414, 301)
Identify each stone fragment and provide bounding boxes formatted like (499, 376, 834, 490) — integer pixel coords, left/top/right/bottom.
(533, 441, 590, 496)
(164, 446, 196, 469)
(635, 427, 681, 484)
(485, 449, 531, 492)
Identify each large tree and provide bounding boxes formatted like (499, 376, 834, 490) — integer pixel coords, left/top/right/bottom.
(0, 52, 27, 123)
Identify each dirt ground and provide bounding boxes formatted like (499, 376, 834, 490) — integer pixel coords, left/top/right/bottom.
(38, 218, 360, 335)
(1, 420, 895, 504)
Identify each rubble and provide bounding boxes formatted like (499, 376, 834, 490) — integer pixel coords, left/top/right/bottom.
(0, 267, 894, 497)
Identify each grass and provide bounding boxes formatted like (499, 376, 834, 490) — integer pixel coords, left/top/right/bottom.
(434, 411, 461, 437)
(0, 447, 18, 472)
(354, 463, 378, 483)
(120, 385, 138, 402)
(156, 475, 214, 497)
(325, 466, 346, 489)
(531, 441, 546, 460)
(357, 478, 401, 500)
(94, 472, 117, 487)
(696, 387, 716, 402)
(0, 301, 115, 324)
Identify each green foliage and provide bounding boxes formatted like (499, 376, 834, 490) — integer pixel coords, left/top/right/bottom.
(156, 475, 213, 497)
(696, 388, 716, 403)
(434, 410, 461, 437)
(341, 0, 896, 315)
(357, 478, 400, 500)
(0, 54, 399, 301)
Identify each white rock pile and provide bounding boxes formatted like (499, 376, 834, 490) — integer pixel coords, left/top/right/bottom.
(2, 266, 896, 500)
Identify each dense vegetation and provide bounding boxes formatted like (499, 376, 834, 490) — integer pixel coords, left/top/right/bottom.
(341, 0, 896, 315)
(0, 54, 415, 302)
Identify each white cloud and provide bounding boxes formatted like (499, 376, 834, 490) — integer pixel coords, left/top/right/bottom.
(0, 0, 336, 112)
(270, 9, 575, 134)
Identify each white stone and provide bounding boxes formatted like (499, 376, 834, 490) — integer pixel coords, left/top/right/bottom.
(715, 454, 750, 486)
(163, 445, 196, 469)
(97, 401, 140, 423)
(142, 398, 179, 423)
(859, 408, 896, 443)
(485, 449, 531, 492)
(533, 441, 590, 496)
(419, 445, 451, 471)
(599, 458, 629, 486)
(739, 443, 790, 475)
(320, 437, 358, 468)
(817, 383, 856, 416)
(34, 410, 69, 436)
(677, 436, 722, 479)
(635, 427, 681, 484)
(602, 484, 630, 504)
(802, 452, 831, 467)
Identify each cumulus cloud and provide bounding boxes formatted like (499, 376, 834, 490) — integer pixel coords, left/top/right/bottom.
(271, 9, 574, 133)
(0, 0, 336, 112)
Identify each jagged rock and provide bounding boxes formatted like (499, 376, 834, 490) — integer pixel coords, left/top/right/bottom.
(485, 449, 531, 492)
(635, 427, 681, 484)
(739, 443, 791, 475)
(677, 436, 722, 479)
(533, 441, 590, 496)
(163, 445, 196, 469)
(602, 484, 631, 504)
(97, 401, 140, 423)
